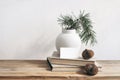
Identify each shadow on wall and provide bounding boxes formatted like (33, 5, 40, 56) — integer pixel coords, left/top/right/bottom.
(15, 34, 56, 60)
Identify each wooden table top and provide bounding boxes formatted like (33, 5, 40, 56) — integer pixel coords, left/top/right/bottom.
(0, 60, 119, 80)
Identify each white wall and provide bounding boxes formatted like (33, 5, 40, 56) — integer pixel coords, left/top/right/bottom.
(0, 0, 120, 60)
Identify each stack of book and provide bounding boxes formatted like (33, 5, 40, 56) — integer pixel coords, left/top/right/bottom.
(47, 57, 101, 72)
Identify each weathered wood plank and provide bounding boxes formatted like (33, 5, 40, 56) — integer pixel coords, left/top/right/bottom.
(0, 60, 119, 80)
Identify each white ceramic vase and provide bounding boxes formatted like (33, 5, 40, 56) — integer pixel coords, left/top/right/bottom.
(56, 29, 81, 58)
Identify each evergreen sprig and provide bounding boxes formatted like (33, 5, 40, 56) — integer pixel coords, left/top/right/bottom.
(57, 11, 97, 46)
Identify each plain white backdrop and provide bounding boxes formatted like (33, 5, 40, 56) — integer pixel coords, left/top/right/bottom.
(0, 0, 120, 59)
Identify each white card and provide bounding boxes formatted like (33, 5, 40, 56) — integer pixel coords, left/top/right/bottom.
(60, 47, 80, 59)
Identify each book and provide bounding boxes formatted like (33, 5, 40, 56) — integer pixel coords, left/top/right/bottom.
(47, 58, 83, 72)
(47, 57, 102, 72)
(47, 57, 96, 66)
(50, 64, 83, 72)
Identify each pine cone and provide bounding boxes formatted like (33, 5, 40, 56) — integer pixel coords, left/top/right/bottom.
(82, 49, 94, 59)
(85, 64, 98, 75)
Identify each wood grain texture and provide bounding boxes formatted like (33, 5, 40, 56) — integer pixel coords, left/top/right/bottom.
(0, 60, 119, 80)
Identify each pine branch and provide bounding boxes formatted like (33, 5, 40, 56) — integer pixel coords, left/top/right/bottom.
(57, 11, 97, 46)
